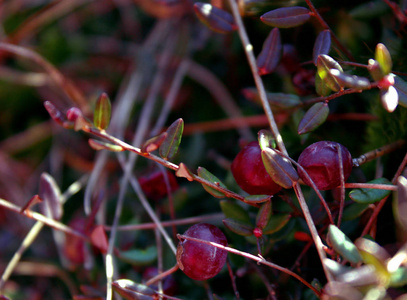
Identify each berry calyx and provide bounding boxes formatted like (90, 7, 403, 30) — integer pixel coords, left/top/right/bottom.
(231, 141, 283, 195)
(176, 223, 228, 281)
(297, 141, 352, 191)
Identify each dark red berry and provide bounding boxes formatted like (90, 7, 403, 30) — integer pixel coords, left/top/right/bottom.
(231, 141, 282, 195)
(139, 170, 179, 201)
(176, 223, 227, 280)
(297, 141, 352, 190)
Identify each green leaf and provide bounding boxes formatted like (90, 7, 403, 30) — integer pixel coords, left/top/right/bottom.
(297, 102, 329, 135)
(94, 92, 111, 130)
(315, 71, 331, 96)
(355, 238, 391, 283)
(220, 200, 251, 224)
(349, 1, 389, 20)
(349, 178, 392, 204)
(261, 148, 299, 189)
(262, 213, 291, 235)
(159, 118, 184, 160)
(260, 6, 311, 28)
(256, 200, 272, 229)
(327, 225, 363, 264)
(317, 54, 343, 92)
(193, 3, 236, 34)
(375, 43, 392, 76)
(119, 246, 157, 266)
(244, 195, 272, 204)
(88, 139, 124, 152)
(258, 129, 275, 150)
(112, 279, 156, 300)
(197, 167, 227, 198)
(223, 218, 254, 236)
(267, 93, 301, 108)
(390, 267, 407, 287)
(342, 202, 370, 221)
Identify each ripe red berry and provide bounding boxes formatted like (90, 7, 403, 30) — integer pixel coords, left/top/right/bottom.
(297, 141, 352, 190)
(176, 223, 228, 280)
(231, 141, 282, 195)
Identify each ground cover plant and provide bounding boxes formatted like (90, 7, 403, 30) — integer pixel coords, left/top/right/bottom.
(0, 0, 407, 299)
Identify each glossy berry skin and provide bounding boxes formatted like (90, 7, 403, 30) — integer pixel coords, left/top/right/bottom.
(297, 141, 352, 191)
(176, 223, 227, 281)
(231, 141, 282, 195)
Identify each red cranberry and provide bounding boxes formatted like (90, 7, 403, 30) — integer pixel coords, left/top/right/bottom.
(297, 141, 352, 190)
(176, 223, 228, 280)
(231, 141, 282, 195)
(139, 170, 179, 201)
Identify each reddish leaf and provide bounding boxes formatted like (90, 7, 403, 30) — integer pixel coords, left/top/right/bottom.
(90, 225, 108, 254)
(313, 30, 331, 65)
(256, 200, 272, 229)
(261, 148, 299, 189)
(175, 163, 194, 181)
(260, 6, 311, 28)
(44, 101, 71, 128)
(257, 28, 282, 75)
(194, 3, 236, 33)
(159, 118, 184, 160)
(39, 172, 62, 220)
(141, 132, 168, 154)
(297, 102, 329, 135)
(94, 93, 111, 130)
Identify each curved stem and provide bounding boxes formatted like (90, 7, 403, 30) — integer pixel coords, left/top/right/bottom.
(177, 233, 322, 297)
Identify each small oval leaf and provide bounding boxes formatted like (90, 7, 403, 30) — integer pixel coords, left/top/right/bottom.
(313, 30, 331, 65)
(368, 59, 385, 81)
(394, 176, 407, 230)
(193, 3, 236, 33)
(349, 178, 392, 204)
(112, 279, 156, 300)
(375, 43, 392, 76)
(317, 55, 343, 92)
(256, 200, 272, 229)
(261, 148, 299, 189)
(315, 71, 331, 96)
(297, 102, 329, 135)
(267, 92, 301, 108)
(220, 200, 251, 224)
(197, 167, 227, 198)
(329, 69, 371, 90)
(390, 267, 407, 287)
(141, 132, 168, 154)
(175, 163, 194, 181)
(323, 258, 352, 277)
(94, 93, 111, 130)
(393, 75, 407, 108)
(88, 139, 124, 152)
(39, 172, 62, 220)
(119, 246, 158, 266)
(342, 202, 370, 221)
(260, 6, 311, 28)
(258, 129, 275, 150)
(244, 195, 272, 204)
(90, 225, 108, 254)
(257, 28, 283, 75)
(350, 1, 390, 20)
(223, 218, 254, 236)
(262, 213, 291, 235)
(327, 224, 363, 264)
(159, 118, 184, 160)
(380, 85, 399, 112)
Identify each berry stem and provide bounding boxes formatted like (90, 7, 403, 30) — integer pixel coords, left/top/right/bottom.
(352, 140, 406, 167)
(177, 233, 322, 297)
(336, 144, 346, 229)
(144, 264, 179, 287)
